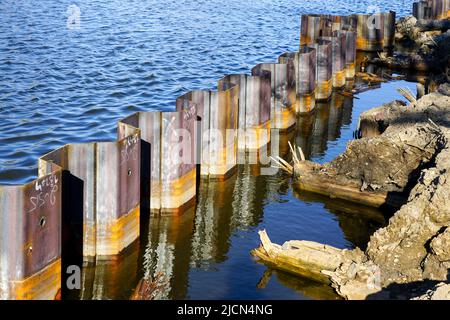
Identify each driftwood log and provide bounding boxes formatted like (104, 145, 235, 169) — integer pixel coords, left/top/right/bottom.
(293, 161, 405, 209)
(251, 230, 343, 283)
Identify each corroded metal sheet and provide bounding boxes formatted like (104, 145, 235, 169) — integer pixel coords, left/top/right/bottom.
(209, 79, 239, 178)
(310, 39, 333, 101)
(96, 134, 140, 256)
(40, 127, 141, 259)
(300, 14, 333, 46)
(119, 106, 197, 214)
(413, 1, 433, 19)
(177, 82, 239, 179)
(320, 31, 346, 88)
(160, 107, 197, 212)
(0, 168, 62, 299)
(279, 47, 317, 113)
(354, 14, 385, 52)
(177, 91, 210, 176)
(252, 63, 296, 130)
(335, 30, 357, 79)
(218, 74, 271, 151)
(383, 11, 396, 49)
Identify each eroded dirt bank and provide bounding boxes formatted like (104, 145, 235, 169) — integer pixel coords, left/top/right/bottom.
(253, 84, 450, 300)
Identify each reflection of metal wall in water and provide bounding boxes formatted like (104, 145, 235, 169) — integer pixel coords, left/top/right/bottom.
(341, 95, 354, 127)
(142, 210, 195, 299)
(0, 168, 62, 300)
(230, 165, 268, 230)
(278, 48, 317, 114)
(310, 39, 333, 101)
(310, 101, 330, 157)
(190, 177, 237, 266)
(327, 93, 345, 142)
(295, 113, 316, 160)
(252, 63, 297, 131)
(219, 74, 271, 151)
(80, 242, 140, 300)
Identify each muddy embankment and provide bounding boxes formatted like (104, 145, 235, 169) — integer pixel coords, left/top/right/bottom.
(253, 17, 450, 300)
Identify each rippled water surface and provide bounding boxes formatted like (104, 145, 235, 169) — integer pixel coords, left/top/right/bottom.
(1, 0, 417, 300)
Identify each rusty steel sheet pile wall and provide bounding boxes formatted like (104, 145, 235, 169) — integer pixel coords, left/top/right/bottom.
(177, 80, 239, 179)
(0, 5, 407, 300)
(252, 63, 297, 131)
(417, 0, 450, 19)
(38, 126, 141, 260)
(0, 168, 62, 300)
(309, 39, 333, 101)
(218, 74, 271, 152)
(319, 32, 347, 89)
(300, 14, 333, 46)
(335, 30, 357, 79)
(300, 12, 394, 52)
(119, 105, 198, 214)
(414, 1, 434, 19)
(278, 48, 317, 114)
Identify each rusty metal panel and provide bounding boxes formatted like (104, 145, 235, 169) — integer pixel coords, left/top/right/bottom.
(177, 83, 238, 179)
(300, 14, 333, 46)
(252, 63, 296, 130)
(209, 79, 239, 178)
(160, 106, 197, 212)
(0, 168, 62, 300)
(218, 74, 271, 151)
(354, 14, 385, 52)
(414, 1, 433, 19)
(119, 106, 197, 214)
(310, 39, 333, 101)
(335, 30, 357, 79)
(320, 31, 346, 88)
(96, 132, 140, 257)
(39, 126, 140, 259)
(383, 11, 396, 49)
(177, 91, 211, 176)
(279, 47, 317, 114)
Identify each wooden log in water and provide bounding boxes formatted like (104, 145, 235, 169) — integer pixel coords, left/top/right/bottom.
(293, 161, 406, 209)
(252, 230, 343, 283)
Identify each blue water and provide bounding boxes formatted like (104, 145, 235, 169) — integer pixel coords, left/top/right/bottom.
(0, 0, 417, 300)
